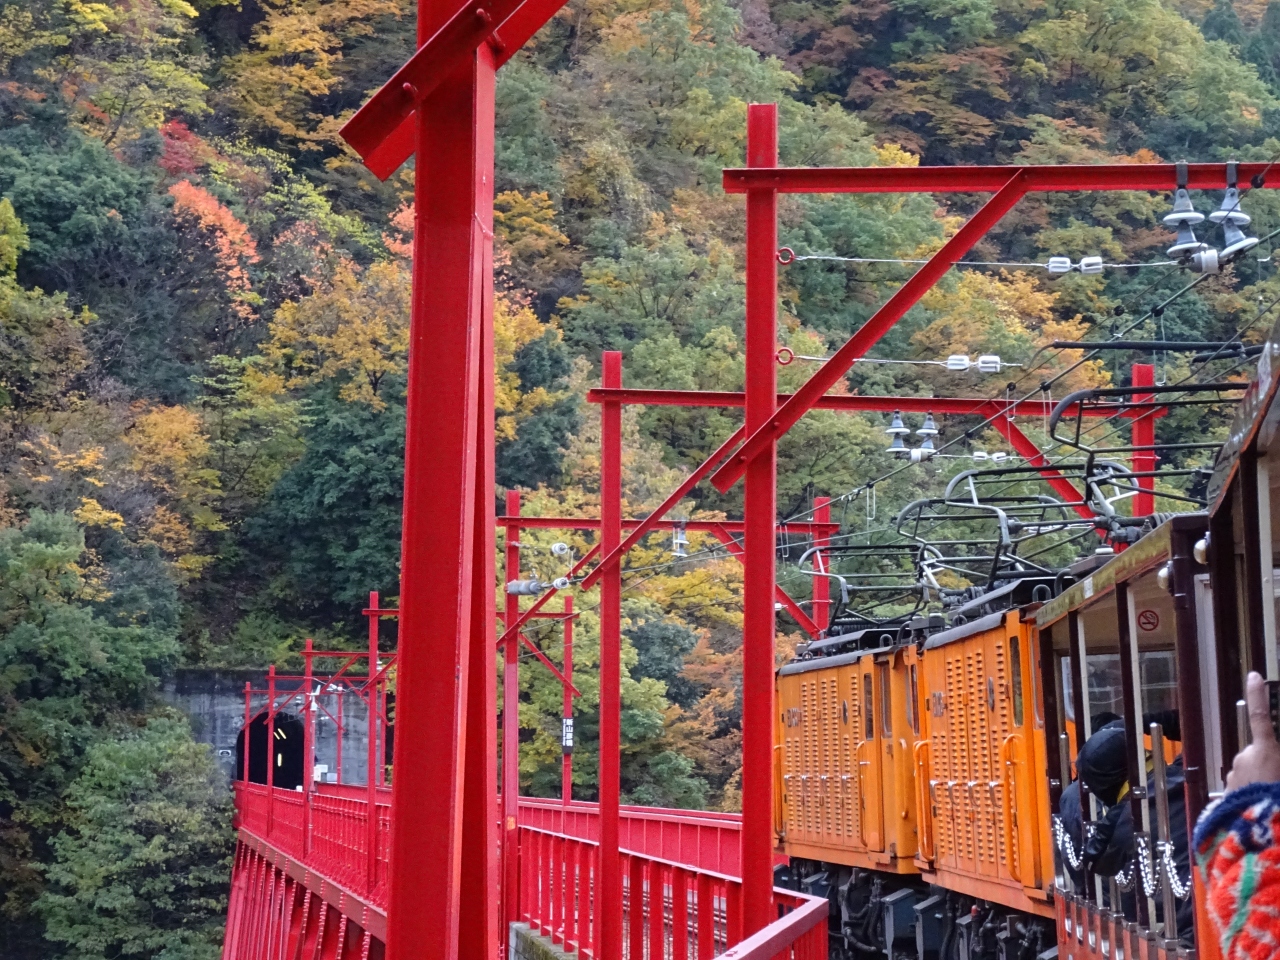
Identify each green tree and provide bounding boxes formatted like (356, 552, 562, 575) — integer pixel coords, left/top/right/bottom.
(37, 717, 233, 960)
(0, 511, 179, 952)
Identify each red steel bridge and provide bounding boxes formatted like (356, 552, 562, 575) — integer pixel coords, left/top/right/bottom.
(215, 0, 1280, 955)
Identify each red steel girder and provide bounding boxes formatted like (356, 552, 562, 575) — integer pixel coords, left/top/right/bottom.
(499, 515, 837, 533)
(722, 161, 1280, 195)
(340, 0, 572, 179)
(382, 21, 496, 957)
(739, 102, 778, 937)
(598, 351, 624, 958)
(711, 173, 1029, 492)
(585, 388, 1117, 417)
(517, 633, 581, 697)
(712, 159, 1280, 493)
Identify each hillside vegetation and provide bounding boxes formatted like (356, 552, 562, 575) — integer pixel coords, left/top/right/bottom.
(0, 0, 1277, 956)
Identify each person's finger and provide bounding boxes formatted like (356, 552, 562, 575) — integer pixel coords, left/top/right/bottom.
(1247, 671, 1276, 744)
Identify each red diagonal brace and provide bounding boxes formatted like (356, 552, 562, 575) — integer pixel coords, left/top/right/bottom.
(518, 633, 581, 696)
(342, 0, 575, 179)
(989, 415, 1092, 521)
(709, 173, 1029, 493)
(577, 427, 746, 591)
(709, 524, 821, 638)
(495, 544, 600, 649)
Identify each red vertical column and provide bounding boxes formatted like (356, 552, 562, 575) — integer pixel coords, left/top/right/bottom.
(562, 596, 574, 805)
(303, 639, 315, 857)
(812, 497, 831, 635)
(599, 351, 624, 958)
(383, 21, 493, 955)
(266, 665, 277, 838)
(1132, 363, 1156, 518)
(741, 101, 778, 937)
(502, 490, 522, 929)
(460, 153, 499, 960)
(366, 595, 380, 890)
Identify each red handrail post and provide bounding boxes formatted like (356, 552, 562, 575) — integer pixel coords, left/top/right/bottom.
(813, 498, 830, 634)
(366, 595, 379, 891)
(741, 101, 779, 938)
(562, 595, 574, 805)
(335, 681, 343, 784)
(266, 664, 276, 838)
(599, 351, 624, 959)
(242, 681, 251, 784)
(503, 490, 522, 929)
(303, 639, 314, 857)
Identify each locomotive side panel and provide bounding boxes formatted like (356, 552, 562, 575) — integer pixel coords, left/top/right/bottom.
(920, 612, 1054, 918)
(776, 653, 919, 873)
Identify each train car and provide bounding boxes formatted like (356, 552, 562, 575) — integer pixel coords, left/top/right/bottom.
(776, 613, 1058, 960)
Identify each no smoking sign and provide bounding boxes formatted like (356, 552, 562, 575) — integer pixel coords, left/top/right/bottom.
(1137, 609, 1160, 632)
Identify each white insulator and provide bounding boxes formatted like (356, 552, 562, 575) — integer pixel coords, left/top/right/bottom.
(1191, 247, 1220, 274)
(507, 579, 549, 595)
(551, 577, 571, 590)
(551, 542, 571, 556)
(909, 447, 934, 463)
(1078, 256, 1104, 275)
(971, 451, 989, 461)
(946, 354, 971, 371)
(991, 451, 1009, 463)
(977, 355, 1002, 373)
(1046, 256, 1072, 275)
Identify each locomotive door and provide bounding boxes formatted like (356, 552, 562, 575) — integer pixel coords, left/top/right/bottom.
(856, 660, 884, 851)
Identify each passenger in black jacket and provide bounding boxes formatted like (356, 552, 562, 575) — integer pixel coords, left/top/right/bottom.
(1057, 715, 1192, 935)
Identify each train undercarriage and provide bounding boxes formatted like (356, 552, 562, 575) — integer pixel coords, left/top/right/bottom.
(778, 859, 1057, 960)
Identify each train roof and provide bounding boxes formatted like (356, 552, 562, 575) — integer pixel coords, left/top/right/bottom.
(1033, 513, 1205, 628)
(1208, 314, 1280, 514)
(921, 609, 1010, 650)
(777, 643, 894, 676)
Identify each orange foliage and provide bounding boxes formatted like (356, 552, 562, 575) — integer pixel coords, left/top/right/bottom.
(168, 180, 260, 323)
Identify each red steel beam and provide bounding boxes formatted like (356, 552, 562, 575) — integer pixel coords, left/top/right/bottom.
(722, 162, 1280, 195)
(598, 351, 623, 958)
(517, 633, 581, 696)
(584, 388, 1116, 417)
(813, 498, 831, 633)
(740, 102, 777, 937)
(501, 492, 521, 932)
(577, 428, 744, 591)
(561, 596, 574, 805)
(460, 237, 499, 959)
(989, 416, 1092, 521)
(383, 19, 492, 954)
(712, 173, 1029, 493)
(499, 515, 837, 533)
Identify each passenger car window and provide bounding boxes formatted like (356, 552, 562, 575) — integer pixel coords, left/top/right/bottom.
(863, 673, 874, 740)
(1009, 636, 1024, 726)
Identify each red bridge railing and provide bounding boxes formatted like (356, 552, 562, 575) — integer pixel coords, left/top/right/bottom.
(231, 785, 827, 959)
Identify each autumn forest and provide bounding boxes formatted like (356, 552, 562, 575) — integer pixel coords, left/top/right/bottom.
(1, 0, 1278, 956)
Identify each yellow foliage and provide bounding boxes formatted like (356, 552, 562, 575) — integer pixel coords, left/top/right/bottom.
(494, 294, 567, 441)
(225, 0, 406, 145)
(73, 497, 124, 531)
(873, 143, 920, 167)
(267, 260, 410, 408)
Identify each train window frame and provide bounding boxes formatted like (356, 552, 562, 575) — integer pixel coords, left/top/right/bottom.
(1009, 635, 1024, 727)
(863, 673, 874, 741)
(879, 663, 892, 737)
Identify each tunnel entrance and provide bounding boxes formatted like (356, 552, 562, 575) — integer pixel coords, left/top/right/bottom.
(235, 711, 305, 790)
